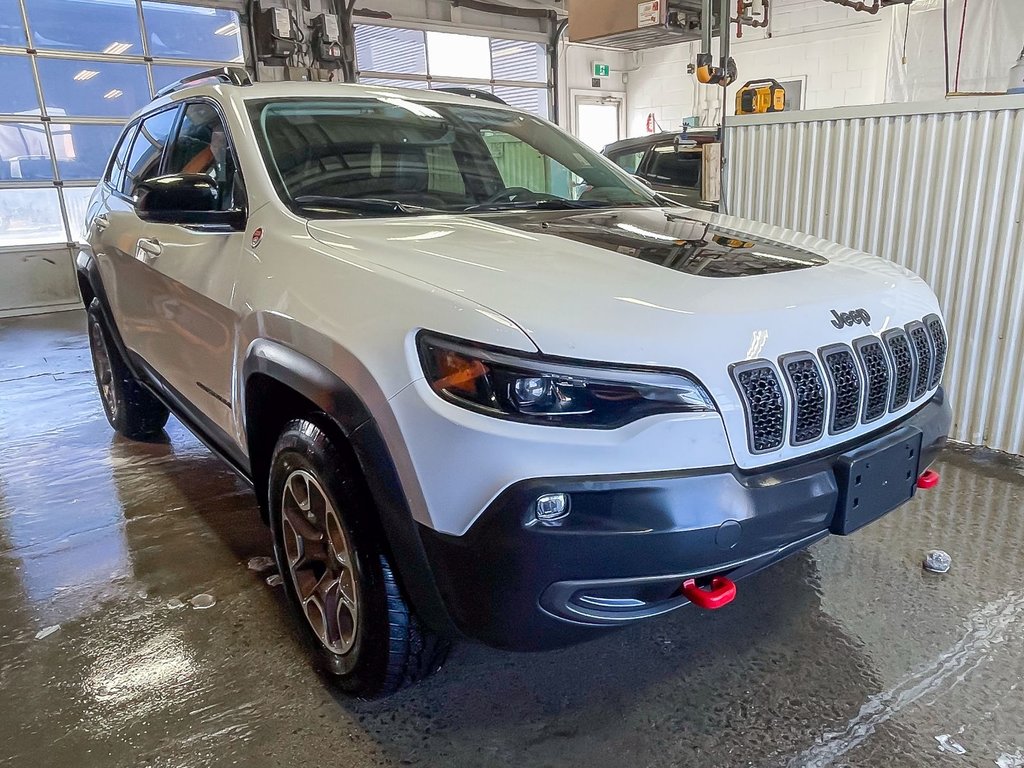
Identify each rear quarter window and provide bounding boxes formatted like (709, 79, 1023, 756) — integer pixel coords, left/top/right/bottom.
(105, 122, 138, 191)
(645, 145, 702, 189)
(608, 149, 646, 175)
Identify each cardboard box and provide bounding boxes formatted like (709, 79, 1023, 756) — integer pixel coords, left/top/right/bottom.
(567, 0, 666, 43)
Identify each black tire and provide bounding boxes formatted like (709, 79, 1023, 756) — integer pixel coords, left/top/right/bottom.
(268, 417, 448, 698)
(86, 299, 169, 439)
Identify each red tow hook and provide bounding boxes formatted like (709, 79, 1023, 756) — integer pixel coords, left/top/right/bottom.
(917, 469, 941, 489)
(681, 576, 737, 610)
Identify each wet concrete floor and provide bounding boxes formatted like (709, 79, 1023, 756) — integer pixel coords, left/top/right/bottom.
(1, 310, 1023, 768)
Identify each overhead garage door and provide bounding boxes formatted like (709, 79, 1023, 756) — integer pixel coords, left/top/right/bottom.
(0, 0, 246, 315)
(355, 24, 551, 119)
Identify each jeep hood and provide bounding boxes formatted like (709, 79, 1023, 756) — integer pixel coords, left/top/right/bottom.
(307, 206, 938, 364)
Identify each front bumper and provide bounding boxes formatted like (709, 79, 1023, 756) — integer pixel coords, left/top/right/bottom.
(419, 389, 951, 650)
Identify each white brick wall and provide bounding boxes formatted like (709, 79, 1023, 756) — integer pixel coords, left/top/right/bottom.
(624, 3, 894, 136)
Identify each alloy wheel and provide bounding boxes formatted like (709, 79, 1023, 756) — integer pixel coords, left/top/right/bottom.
(280, 469, 359, 655)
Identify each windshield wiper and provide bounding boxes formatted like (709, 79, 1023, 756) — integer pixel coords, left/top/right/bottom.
(293, 195, 439, 216)
(461, 199, 616, 213)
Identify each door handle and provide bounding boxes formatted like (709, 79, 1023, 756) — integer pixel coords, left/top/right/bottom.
(94, 214, 109, 232)
(137, 238, 162, 257)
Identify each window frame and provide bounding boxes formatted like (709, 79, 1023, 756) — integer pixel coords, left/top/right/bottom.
(103, 118, 140, 192)
(164, 96, 248, 216)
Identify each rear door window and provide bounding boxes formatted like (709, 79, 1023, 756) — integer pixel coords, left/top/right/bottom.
(644, 144, 702, 189)
(121, 107, 179, 196)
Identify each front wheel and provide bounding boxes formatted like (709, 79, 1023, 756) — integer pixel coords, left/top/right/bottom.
(268, 418, 448, 698)
(86, 299, 169, 439)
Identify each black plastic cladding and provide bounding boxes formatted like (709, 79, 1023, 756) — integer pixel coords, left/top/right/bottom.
(731, 362, 786, 453)
(855, 338, 891, 423)
(908, 322, 933, 400)
(780, 354, 826, 445)
(821, 346, 862, 434)
(925, 314, 947, 389)
(883, 329, 914, 411)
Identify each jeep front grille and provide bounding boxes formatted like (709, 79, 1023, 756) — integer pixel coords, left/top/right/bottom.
(908, 322, 933, 400)
(732, 363, 786, 453)
(781, 354, 826, 445)
(926, 314, 947, 388)
(855, 339, 891, 423)
(884, 330, 913, 411)
(821, 346, 861, 434)
(730, 315, 946, 454)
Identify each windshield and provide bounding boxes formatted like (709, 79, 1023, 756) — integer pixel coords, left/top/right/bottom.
(247, 95, 660, 216)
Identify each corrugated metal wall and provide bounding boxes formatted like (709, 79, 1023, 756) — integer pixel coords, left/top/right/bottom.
(726, 97, 1024, 455)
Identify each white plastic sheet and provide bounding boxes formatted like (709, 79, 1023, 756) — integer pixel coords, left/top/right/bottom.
(887, 0, 1024, 102)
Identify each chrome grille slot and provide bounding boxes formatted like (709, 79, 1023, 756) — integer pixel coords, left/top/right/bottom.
(732, 362, 786, 454)
(855, 338, 891, 423)
(820, 346, 861, 434)
(883, 329, 914, 411)
(780, 354, 826, 445)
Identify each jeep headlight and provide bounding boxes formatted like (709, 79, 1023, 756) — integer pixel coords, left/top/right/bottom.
(418, 332, 715, 428)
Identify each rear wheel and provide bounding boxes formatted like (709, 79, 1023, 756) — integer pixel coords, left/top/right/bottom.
(268, 418, 448, 698)
(86, 299, 169, 439)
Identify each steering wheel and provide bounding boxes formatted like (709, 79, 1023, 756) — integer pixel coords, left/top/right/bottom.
(481, 186, 538, 205)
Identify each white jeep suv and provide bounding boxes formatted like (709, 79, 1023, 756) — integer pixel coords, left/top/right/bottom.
(78, 68, 951, 697)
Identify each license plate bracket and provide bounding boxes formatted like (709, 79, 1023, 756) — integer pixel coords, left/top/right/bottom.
(832, 426, 923, 535)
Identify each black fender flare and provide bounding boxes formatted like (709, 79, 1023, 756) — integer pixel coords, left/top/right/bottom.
(242, 339, 458, 638)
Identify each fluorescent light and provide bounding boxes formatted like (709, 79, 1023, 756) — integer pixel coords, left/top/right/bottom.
(103, 89, 123, 100)
(214, 22, 238, 36)
(73, 69, 99, 81)
(102, 41, 132, 55)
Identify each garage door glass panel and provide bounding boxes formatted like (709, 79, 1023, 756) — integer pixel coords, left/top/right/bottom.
(121, 107, 177, 196)
(493, 86, 549, 120)
(0, 122, 53, 180)
(426, 31, 490, 80)
(0, 0, 26, 47)
(355, 25, 426, 75)
(142, 2, 243, 61)
(490, 39, 545, 83)
(0, 55, 43, 115)
(0, 187, 66, 245)
(24, 0, 142, 56)
(62, 186, 93, 242)
(36, 58, 150, 117)
(51, 123, 124, 180)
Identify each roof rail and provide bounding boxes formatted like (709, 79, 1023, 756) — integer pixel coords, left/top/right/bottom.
(432, 87, 509, 106)
(155, 66, 253, 98)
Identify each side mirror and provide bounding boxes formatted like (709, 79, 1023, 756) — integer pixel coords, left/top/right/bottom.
(134, 174, 244, 229)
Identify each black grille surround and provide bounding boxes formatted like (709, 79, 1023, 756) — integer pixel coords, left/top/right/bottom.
(883, 329, 914, 411)
(820, 345, 862, 434)
(730, 315, 947, 455)
(780, 353, 827, 445)
(730, 361, 786, 454)
(854, 337, 892, 423)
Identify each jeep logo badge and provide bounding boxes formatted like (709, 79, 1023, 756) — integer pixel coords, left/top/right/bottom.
(830, 308, 871, 329)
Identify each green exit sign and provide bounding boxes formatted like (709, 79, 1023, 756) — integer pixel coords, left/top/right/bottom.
(593, 63, 610, 78)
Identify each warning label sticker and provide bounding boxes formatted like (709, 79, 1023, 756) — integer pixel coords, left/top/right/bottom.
(637, 0, 661, 27)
